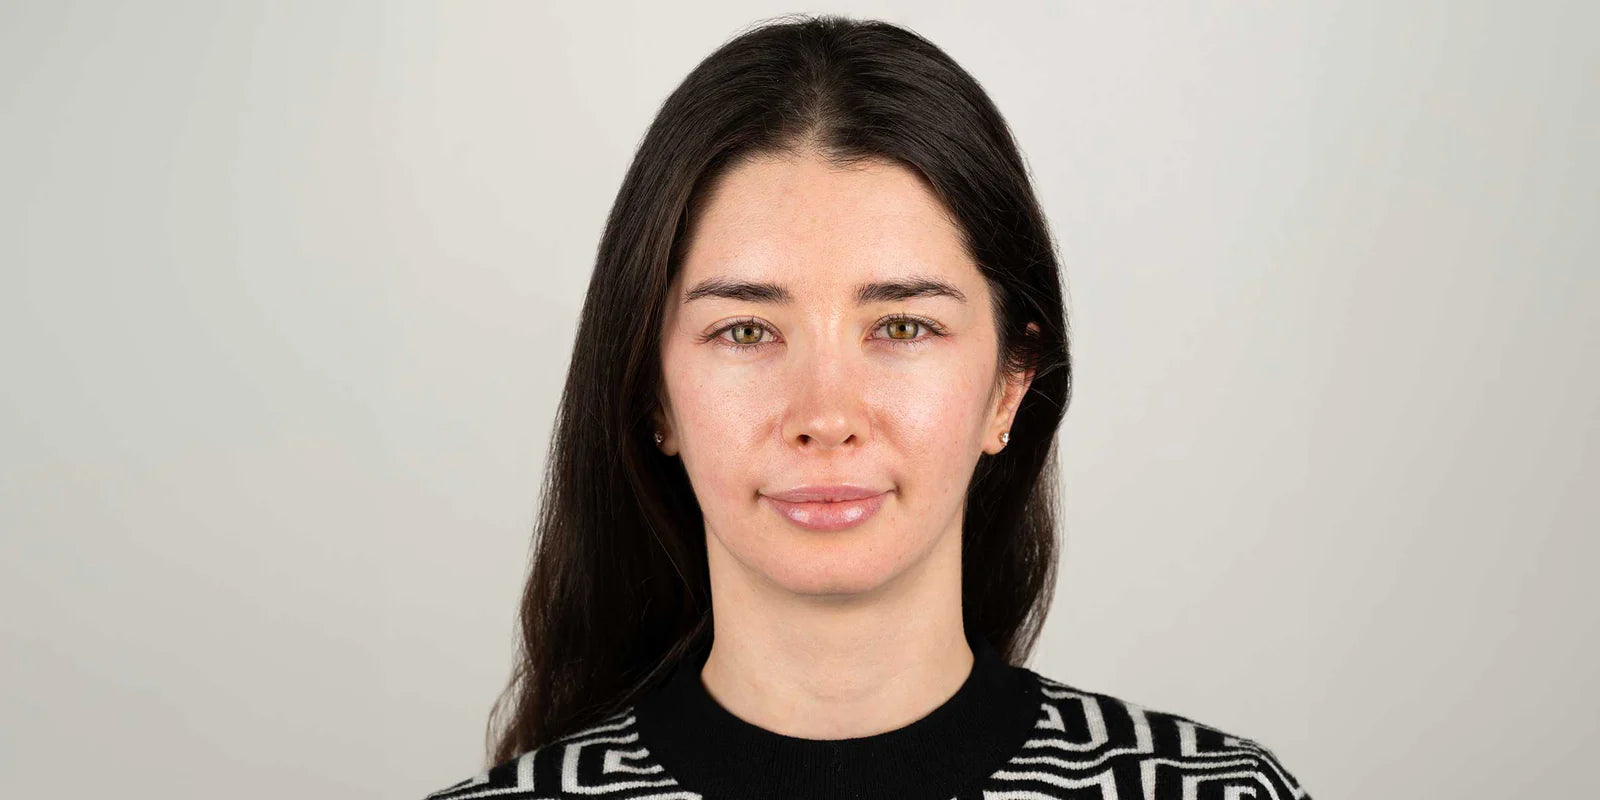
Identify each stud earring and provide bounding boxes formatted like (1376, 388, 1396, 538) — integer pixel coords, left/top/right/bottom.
(654, 431, 664, 445)
(1000, 431, 1010, 446)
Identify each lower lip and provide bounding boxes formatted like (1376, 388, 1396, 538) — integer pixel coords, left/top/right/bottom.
(762, 492, 888, 531)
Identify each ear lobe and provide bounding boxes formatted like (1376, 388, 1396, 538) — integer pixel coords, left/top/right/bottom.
(650, 399, 683, 455)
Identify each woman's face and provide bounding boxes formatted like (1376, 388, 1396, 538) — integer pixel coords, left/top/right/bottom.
(656, 151, 1033, 598)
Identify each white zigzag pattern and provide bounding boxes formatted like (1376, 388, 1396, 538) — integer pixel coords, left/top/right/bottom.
(969, 675, 1309, 800)
(424, 710, 702, 800)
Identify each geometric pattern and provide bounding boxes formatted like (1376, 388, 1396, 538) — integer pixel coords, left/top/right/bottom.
(422, 671, 1312, 800)
(422, 710, 697, 800)
(968, 675, 1311, 799)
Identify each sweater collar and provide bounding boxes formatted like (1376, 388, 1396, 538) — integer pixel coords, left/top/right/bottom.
(632, 629, 1042, 800)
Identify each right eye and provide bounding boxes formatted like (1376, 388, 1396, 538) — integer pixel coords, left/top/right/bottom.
(707, 318, 778, 351)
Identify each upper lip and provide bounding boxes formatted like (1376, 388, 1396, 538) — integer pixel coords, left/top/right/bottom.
(763, 484, 888, 503)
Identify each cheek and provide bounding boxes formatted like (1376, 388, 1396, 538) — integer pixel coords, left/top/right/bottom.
(662, 347, 769, 498)
(868, 361, 989, 476)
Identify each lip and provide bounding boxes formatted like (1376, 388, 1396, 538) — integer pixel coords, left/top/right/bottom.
(764, 484, 885, 503)
(761, 485, 890, 531)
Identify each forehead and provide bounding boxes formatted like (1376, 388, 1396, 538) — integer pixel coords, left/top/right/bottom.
(676, 152, 975, 290)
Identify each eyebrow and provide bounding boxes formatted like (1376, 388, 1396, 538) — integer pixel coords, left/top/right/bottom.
(682, 275, 968, 306)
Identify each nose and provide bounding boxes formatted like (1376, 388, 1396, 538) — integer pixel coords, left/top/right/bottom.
(780, 342, 869, 450)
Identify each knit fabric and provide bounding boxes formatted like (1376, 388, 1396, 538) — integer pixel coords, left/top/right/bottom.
(422, 634, 1312, 800)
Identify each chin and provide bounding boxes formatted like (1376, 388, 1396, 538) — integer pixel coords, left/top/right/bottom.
(769, 567, 888, 598)
(749, 536, 912, 598)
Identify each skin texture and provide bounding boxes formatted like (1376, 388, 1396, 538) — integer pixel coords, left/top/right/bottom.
(653, 149, 1035, 739)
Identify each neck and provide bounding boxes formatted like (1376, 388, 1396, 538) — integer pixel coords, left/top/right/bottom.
(700, 515, 971, 740)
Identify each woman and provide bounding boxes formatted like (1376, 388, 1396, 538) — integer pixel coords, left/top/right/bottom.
(425, 14, 1311, 800)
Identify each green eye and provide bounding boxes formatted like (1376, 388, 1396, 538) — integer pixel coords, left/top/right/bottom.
(884, 319, 921, 340)
(728, 323, 765, 345)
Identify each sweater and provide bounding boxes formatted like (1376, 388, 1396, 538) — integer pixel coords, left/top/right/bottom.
(422, 633, 1312, 800)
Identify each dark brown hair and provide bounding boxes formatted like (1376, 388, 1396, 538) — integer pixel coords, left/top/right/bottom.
(485, 13, 1072, 765)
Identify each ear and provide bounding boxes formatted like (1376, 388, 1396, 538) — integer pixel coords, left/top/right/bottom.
(986, 322, 1039, 455)
(650, 395, 677, 456)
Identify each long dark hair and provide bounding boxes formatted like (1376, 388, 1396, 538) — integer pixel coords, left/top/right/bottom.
(485, 13, 1072, 765)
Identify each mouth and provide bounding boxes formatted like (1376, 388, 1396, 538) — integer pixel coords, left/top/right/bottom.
(760, 486, 890, 531)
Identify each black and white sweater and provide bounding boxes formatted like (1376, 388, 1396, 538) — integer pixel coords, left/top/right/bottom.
(423, 634, 1312, 799)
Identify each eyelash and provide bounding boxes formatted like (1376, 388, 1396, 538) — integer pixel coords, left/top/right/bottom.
(702, 314, 948, 353)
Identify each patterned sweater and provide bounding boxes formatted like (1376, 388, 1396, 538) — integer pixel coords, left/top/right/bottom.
(423, 634, 1312, 800)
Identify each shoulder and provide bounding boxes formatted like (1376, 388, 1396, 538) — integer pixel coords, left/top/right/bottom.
(1006, 669, 1313, 799)
(419, 706, 695, 800)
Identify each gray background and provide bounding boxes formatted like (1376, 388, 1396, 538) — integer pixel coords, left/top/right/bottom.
(3, 2, 1595, 798)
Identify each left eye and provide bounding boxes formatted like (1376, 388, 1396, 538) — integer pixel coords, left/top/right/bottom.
(880, 318, 923, 340)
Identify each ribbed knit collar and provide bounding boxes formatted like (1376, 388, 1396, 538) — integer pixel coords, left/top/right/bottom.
(632, 630, 1042, 800)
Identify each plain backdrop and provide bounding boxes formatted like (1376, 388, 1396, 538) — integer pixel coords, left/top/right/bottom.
(3, 2, 1595, 798)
